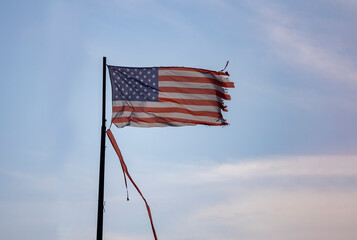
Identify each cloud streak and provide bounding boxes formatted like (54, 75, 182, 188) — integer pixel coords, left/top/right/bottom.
(256, 3, 357, 86)
(268, 25, 357, 85)
(98, 154, 357, 240)
(186, 189, 357, 240)
(145, 155, 357, 185)
(193, 155, 357, 183)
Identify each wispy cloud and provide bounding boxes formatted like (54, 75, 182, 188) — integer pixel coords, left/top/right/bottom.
(186, 189, 357, 240)
(50, 154, 357, 240)
(331, 0, 357, 9)
(144, 155, 357, 185)
(255, 3, 357, 86)
(115, 154, 357, 240)
(268, 25, 357, 85)
(195, 155, 357, 183)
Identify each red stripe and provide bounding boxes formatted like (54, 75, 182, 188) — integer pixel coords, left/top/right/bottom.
(113, 106, 222, 118)
(106, 129, 158, 240)
(159, 67, 229, 76)
(160, 87, 231, 100)
(159, 75, 234, 88)
(112, 116, 223, 126)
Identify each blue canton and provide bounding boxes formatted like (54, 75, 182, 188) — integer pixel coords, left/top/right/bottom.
(108, 66, 159, 102)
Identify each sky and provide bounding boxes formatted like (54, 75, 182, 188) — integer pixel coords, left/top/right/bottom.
(1, 0, 357, 239)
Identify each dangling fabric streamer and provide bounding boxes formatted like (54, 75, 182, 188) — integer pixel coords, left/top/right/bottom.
(106, 129, 158, 240)
(220, 60, 230, 73)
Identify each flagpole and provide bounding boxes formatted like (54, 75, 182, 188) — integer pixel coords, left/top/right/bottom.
(97, 56, 107, 240)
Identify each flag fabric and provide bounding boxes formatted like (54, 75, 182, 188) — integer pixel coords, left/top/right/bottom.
(106, 129, 158, 240)
(107, 65, 234, 128)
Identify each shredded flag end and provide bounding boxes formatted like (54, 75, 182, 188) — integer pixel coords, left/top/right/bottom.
(223, 71, 230, 76)
(222, 119, 230, 126)
(220, 74, 234, 119)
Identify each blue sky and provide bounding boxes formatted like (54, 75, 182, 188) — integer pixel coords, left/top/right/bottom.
(1, 0, 357, 239)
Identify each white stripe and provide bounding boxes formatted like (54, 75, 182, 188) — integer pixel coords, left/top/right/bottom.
(159, 70, 230, 82)
(113, 121, 197, 128)
(159, 81, 226, 93)
(112, 100, 221, 112)
(112, 111, 222, 124)
(159, 92, 221, 101)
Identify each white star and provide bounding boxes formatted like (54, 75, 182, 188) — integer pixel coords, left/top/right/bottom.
(139, 71, 142, 75)
(136, 96, 139, 99)
(148, 93, 151, 96)
(152, 97, 155, 100)
(136, 76, 139, 79)
(144, 75, 147, 78)
(152, 74, 155, 78)
(153, 83, 156, 86)
(115, 87, 118, 90)
(148, 79, 151, 82)
(135, 69, 137, 71)
(148, 71, 151, 74)
(126, 69, 129, 72)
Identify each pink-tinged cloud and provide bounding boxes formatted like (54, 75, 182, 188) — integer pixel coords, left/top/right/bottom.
(186, 189, 357, 240)
(94, 155, 357, 240)
(148, 155, 357, 185)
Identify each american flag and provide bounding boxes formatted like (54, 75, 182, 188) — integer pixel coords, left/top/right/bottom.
(107, 65, 234, 128)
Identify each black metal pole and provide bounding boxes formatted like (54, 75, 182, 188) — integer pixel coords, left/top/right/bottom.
(97, 56, 106, 240)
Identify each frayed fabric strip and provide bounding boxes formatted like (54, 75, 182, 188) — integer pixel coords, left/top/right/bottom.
(106, 129, 158, 240)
